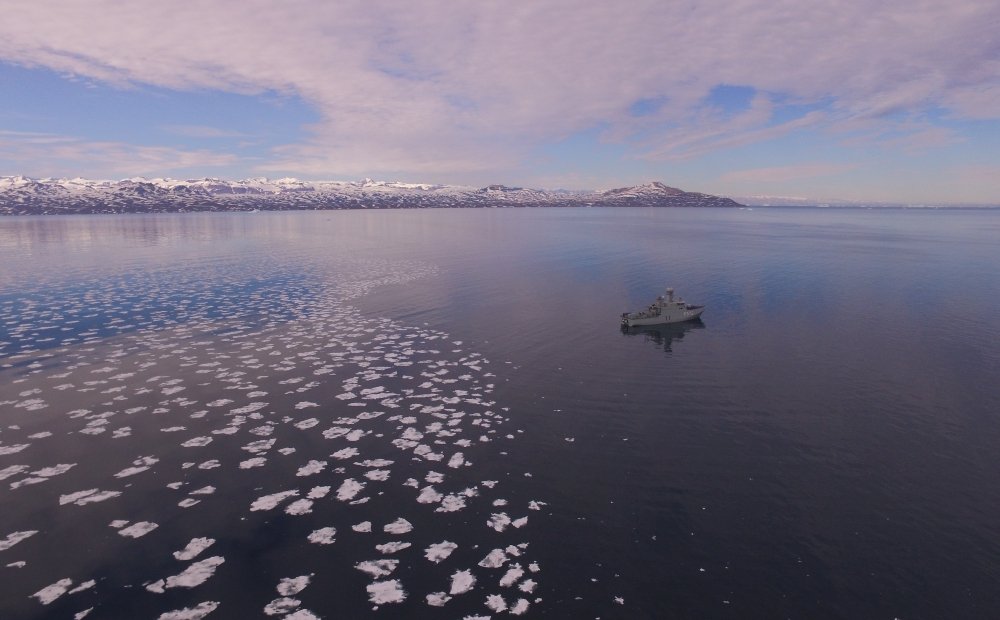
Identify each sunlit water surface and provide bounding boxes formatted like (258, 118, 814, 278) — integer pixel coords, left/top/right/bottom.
(1, 208, 999, 619)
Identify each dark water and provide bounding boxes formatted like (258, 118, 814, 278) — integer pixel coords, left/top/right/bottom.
(1, 208, 999, 619)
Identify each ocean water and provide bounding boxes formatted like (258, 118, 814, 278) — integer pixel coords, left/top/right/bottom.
(1, 207, 999, 619)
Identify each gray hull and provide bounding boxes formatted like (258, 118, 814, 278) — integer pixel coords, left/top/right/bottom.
(622, 305, 704, 326)
(621, 287, 704, 327)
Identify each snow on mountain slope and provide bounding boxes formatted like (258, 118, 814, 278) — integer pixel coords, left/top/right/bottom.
(0, 176, 741, 215)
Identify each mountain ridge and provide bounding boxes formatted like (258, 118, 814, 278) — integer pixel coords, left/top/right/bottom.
(0, 176, 742, 215)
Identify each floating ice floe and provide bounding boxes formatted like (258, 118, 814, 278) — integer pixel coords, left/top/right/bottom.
(479, 548, 508, 568)
(488, 513, 511, 532)
(118, 521, 158, 538)
(239, 457, 267, 469)
(307, 527, 336, 545)
(417, 486, 443, 504)
(296, 460, 327, 476)
(276, 575, 311, 596)
(285, 499, 313, 515)
(181, 436, 212, 448)
(250, 490, 298, 511)
(264, 597, 301, 615)
(375, 541, 411, 554)
(485, 594, 507, 612)
(424, 541, 457, 563)
(0, 465, 29, 481)
(156, 601, 219, 620)
(146, 556, 225, 592)
(1, 257, 548, 619)
(449, 569, 476, 595)
(59, 489, 121, 506)
(0, 530, 37, 551)
(500, 564, 525, 587)
(306, 486, 330, 499)
(336, 478, 365, 501)
(382, 518, 413, 535)
(435, 494, 466, 512)
(366, 579, 406, 604)
(114, 456, 158, 478)
(355, 559, 398, 578)
(32, 578, 73, 605)
(174, 538, 216, 561)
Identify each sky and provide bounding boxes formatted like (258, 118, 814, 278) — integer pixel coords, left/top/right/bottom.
(0, 0, 998, 203)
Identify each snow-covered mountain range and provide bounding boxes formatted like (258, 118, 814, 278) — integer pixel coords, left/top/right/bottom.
(0, 176, 741, 215)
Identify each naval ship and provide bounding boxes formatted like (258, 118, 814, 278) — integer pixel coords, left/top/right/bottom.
(621, 288, 704, 327)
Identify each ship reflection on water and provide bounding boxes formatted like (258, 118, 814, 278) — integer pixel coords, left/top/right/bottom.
(620, 319, 705, 352)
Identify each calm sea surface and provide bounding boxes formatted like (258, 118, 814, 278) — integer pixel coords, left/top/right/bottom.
(1, 207, 999, 619)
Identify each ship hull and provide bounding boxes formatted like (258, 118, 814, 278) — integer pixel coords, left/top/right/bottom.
(621, 305, 704, 327)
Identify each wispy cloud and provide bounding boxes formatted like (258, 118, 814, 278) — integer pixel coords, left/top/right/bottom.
(0, 130, 237, 177)
(0, 0, 997, 178)
(162, 125, 247, 138)
(722, 163, 858, 184)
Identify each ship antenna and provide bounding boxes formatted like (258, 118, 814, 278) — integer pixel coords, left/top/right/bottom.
(666, 287, 674, 302)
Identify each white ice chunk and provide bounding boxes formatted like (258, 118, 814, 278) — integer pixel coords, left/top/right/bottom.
(435, 494, 466, 512)
(32, 578, 72, 604)
(375, 541, 411, 554)
(364, 469, 390, 481)
(417, 486, 442, 504)
(156, 601, 219, 619)
(424, 541, 457, 563)
(285, 499, 313, 515)
(382, 518, 413, 535)
(449, 569, 476, 595)
(488, 513, 511, 532)
(0, 530, 37, 551)
(174, 538, 215, 561)
(296, 460, 327, 476)
(306, 486, 330, 499)
(355, 559, 398, 578)
(263, 597, 301, 615)
(250, 490, 298, 511)
(366, 579, 406, 604)
(181, 436, 212, 448)
(500, 565, 525, 587)
(486, 594, 507, 612)
(336, 478, 364, 501)
(479, 548, 508, 568)
(276, 575, 311, 596)
(307, 527, 336, 545)
(146, 556, 225, 592)
(118, 521, 158, 538)
(330, 447, 359, 460)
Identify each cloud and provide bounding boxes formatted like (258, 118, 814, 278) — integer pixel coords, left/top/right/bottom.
(722, 163, 859, 184)
(162, 125, 248, 138)
(0, 130, 237, 177)
(0, 0, 997, 177)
